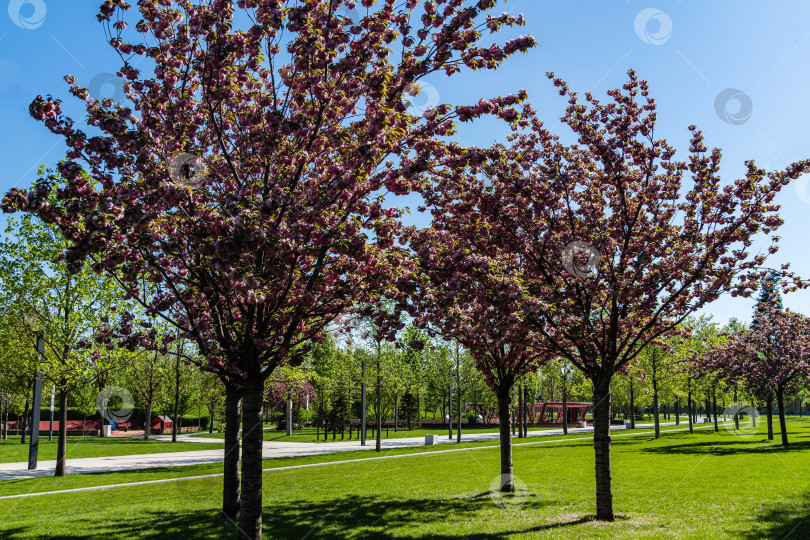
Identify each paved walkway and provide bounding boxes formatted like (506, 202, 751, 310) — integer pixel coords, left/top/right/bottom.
(0, 420, 713, 481)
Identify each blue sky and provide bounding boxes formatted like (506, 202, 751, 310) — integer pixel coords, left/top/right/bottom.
(1, 1, 809, 325)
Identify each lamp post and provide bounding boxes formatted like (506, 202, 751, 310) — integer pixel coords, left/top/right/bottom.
(360, 358, 366, 446)
(561, 367, 569, 436)
(48, 385, 54, 442)
(448, 384, 453, 440)
(28, 334, 45, 470)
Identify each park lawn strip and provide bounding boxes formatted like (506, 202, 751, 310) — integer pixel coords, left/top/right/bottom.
(0, 422, 732, 498)
(191, 425, 509, 442)
(0, 437, 224, 464)
(0, 418, 807, 538)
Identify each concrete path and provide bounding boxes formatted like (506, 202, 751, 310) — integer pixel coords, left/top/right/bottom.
(0, 420, 713, 481)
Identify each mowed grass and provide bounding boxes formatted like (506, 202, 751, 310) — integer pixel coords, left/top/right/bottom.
(1, 418, 809, 538)
(0, 436, 224, 463)
(194, 425, 541, 442)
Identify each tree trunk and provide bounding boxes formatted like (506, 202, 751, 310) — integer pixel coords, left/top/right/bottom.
(172, 356, 180, 443)
(652, 380, 659, 439)
(21, 399, 29, 444)
(496, 386, 514, 492)
(456, 383, 462, 444)
(766, 395, 774, 441)
(592, 374, 614, 521)
(562, 383, 568, 435)
(629, 383, 635, 430)
(209, 406, 215, 434)
(394, 395, 398, 432)
(55, 388, 68, 477)
(675, 398, 679, 426)
(375, 376, 382, 452)
(222, 384, 242, 521)
(776, 388, 789, 447)
(144, 401, 153, 441)
(687, 393, 693, 434)
(239, 377, 264, 540)
(286, 398, 292, 436)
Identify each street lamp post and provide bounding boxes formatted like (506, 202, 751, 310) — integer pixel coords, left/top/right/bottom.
(448, 385, 453, 440)
(562, 367, 569, 436)
(48, 385, 54, 443)
(361, 359, 366, 446)
(28, 335, 45, 470)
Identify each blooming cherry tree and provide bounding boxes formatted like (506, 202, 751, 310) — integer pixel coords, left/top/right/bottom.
(699, 310, 810, 446)
(403, 222, 549, 492)
(2, 1, 535, 537)
(428, 71, 810, 520)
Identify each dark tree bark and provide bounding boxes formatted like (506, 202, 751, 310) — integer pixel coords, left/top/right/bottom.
(592, 374, 614, 521)
(55, 388, 68, 477)
(239, 377, 264, 539)
(766, 395, 774, 441)
(776, 387, 789, 447)
(144, 401, 153, 441)
(652, 376, 659, 439)
(375, 376, 382, 453)
(456, 382, 462, 444)
(675, 398, 679, 426)
(562, 381, 568, 435)
(712, 388, 718, 432)
(496, 386, 514, 492)
(629, 381, 635, 430)
(687, 393, 694, 434)
(172, 353, 180, 443)
(222, 384, 242, 521)
(21, 398, 30, 444)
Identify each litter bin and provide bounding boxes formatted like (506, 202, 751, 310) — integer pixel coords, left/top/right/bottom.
(102, 425, 112, 437)
(425, 434, 438, 445)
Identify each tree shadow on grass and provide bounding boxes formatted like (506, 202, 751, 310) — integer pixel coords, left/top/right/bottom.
(737, 491, 810, 539)
(260, 493, 602, 539)
(0, 494, 610, 539)
(640, 439, 810, 456)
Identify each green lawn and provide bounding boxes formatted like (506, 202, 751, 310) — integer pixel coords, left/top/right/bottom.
(194, 425, 538, 442)
(0, 436, 224, 463)
(1, 418, 808, 538)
